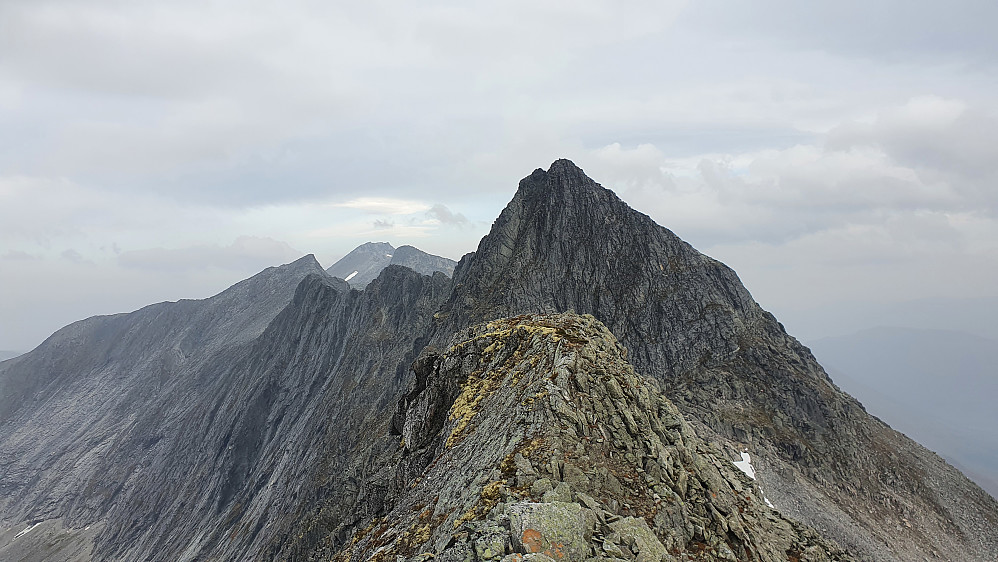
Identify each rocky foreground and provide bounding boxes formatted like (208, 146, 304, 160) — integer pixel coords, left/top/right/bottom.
(332, 313, 851, 562)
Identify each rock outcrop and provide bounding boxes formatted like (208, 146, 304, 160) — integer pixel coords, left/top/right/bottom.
(337, 313, 853, 562)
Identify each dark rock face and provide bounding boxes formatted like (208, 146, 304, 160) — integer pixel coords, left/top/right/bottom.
(431, 159, 759, 380)
(327, 242, 457, 288)
(426, 160, 998, 561)
(1, 160, 996, 561)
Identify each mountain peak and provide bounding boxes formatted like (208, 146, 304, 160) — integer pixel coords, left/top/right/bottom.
(546, 156, 588, 177)
(515, 158, 603, 203)
(328, 242, 456, 288)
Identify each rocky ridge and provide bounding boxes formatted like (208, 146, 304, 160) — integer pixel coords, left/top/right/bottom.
(425, 160, 998, 561)
(336, 313, 852, 562)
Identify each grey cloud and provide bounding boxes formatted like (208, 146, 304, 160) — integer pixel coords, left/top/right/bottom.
(426, 204, 469, 227)
(584, 98, 997, 250)
(2, 0, 997, 353)
(117, 236, 301, 272)
(681, 0, 998, 64)
(2, 250, 40, 261)
(60, 249, 88, 263)
(827, 99, 998, 211)
(0, 0, 689, 208)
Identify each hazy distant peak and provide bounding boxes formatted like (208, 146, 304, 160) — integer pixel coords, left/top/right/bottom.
(327, 242, 455, 288)
(287, 253, 324, 269)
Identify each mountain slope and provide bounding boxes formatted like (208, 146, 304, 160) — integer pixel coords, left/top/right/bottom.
(0, 262, 453, 561)
(335, 313, 853, 561)
(326, 242, 456, 288)
(0, 255, 332, 556)
(326, 242, 396, 286)
(428, 160, 998, 560)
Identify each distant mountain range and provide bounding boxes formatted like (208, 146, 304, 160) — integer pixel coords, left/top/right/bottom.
(808, 326, 998, 499)
(0, 351, 21, 362)
(326, 242, 456, 288)
(1, 160, 995, 561)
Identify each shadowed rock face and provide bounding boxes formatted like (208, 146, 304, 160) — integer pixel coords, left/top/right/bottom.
(1, 160, 996, 562)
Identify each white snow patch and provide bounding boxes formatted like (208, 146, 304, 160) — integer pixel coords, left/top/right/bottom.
(386, 253, 393, 258)
(733, 451, 756, 480)
(733, 450, 777, 509)
(13, 522, 41, 540)
(344, 270, 359, 282)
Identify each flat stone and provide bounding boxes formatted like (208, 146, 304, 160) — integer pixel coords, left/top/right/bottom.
(508, 502, 595, 560)
(608, 517, 667, 562)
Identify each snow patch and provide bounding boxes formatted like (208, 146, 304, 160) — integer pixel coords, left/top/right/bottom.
(733, 450, 777, 509)
(344, 271, 359, 282)
(733, 451, 755, 480)
(13, 522, 41, 540)
(386, 253, 393, 258)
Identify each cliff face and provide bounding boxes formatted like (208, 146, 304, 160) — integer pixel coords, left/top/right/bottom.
(0, 263, 452, 561)
(1, 160, 997, 562)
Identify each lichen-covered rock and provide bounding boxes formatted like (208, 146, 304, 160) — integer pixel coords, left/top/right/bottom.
(508, 501, 594, 559)
(607, 517, 668, 562)
(338, 313, 854, 562)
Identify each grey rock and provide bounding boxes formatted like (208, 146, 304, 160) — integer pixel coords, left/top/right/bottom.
(508, 502, 593, 559)
(540, 482, 572, 503)
(530, 478, 553, 498)
(343, 313, 853, 562)
(607, 517, 666, 562)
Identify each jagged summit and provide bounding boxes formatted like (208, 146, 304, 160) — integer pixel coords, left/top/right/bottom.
(440, 159, 757, 380)
(432, 160, 998, 560)
(521, 158, 600, 194)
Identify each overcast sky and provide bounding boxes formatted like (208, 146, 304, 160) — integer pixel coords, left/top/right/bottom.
(2, 0, 997, 352)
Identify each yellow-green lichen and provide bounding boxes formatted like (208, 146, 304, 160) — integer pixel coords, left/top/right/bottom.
(445, 317, 589, 447)
(453, 480, 506, 528)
